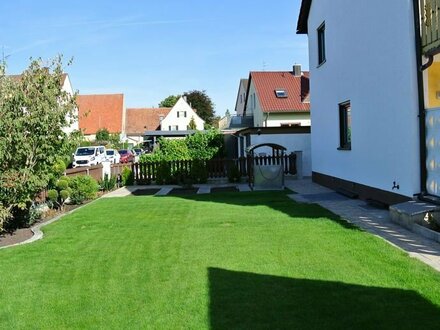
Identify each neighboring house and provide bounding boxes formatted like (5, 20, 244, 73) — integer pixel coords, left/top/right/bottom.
(8, 73, 79, 134)
(76, 94, 125, 141)
(234, 78, 249, 116)
(244, 66, 310, 127)
(160, 96, 204, 131)
(296, 0, 440, 205)
(125, 107, 171, 145)
(143, 96, 205, 144)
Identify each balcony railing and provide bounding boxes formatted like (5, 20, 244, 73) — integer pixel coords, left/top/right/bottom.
(420, 0, 440, 55)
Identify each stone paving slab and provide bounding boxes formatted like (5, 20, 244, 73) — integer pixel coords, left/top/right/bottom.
(285, 178, 440, 272)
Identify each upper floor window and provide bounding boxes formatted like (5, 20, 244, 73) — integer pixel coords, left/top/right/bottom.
(177, 111, 187, 118)
(317, 22, 326, 65)
(169, 125, 178, 131)
(338, 101, 351, 150)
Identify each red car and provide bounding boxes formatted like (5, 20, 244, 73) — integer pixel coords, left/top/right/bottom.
(118, 149, 134, 163)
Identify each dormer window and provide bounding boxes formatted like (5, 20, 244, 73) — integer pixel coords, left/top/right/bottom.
(275, 89, 288, 98)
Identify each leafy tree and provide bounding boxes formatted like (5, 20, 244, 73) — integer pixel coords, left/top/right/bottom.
(159, 95, 180, 108)
(186, 129, 224, 160)
(95, 128, 110, 143)
(183, 90, 215, 125)
(0, 56, 77, 230)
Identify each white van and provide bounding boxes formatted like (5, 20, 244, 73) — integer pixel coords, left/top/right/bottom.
(73, 146, 106, 168)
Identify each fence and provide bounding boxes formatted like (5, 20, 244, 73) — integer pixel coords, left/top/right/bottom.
(131, 153, 297, 184)
(65, 164, 103, 182)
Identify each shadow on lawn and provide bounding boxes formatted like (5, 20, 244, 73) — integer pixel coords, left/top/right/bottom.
(155, 191, 360, 231)
(208, 268, 440, 330)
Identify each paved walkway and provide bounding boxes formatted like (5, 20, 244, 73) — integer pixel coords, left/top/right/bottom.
(103, 178, 440, 272)
(285, 178, 440, 272)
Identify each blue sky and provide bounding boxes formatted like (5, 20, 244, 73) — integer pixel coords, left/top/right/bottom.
(0, 0, 308, 117)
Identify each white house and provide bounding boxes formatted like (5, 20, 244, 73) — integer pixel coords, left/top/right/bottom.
(61, 74, 79, 135)
(234, 78, 248, 116)
(296, 0, 438, 205)
(244, 67, 310, 128)
(161, 96, 204, 131)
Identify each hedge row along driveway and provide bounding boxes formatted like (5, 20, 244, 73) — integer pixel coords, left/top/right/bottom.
(1, 191, 440, 329)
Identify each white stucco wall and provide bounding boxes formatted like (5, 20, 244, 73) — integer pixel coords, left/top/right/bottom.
(265, 113, 311, 127)
(244, 81, 259, 121)
(62, 75, 79, 134)
(161, 97, 205, 131)
(307, 0, 420, 197)
(243, 133, 312, 176)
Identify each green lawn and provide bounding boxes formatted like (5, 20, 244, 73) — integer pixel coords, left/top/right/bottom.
(1, 191, 440, 329)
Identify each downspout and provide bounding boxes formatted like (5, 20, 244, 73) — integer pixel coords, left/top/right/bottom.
(413, 0, 427, 195)
(264, 113, 269, 127)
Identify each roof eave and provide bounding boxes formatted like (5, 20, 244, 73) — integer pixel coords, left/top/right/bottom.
(296, 0, 312, 34)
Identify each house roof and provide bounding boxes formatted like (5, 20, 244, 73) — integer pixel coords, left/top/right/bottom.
(76, 94, 124, 135)
(126, 107, 172, 134)
(297, 0, 312, 34)
(247, 71, 310, 113)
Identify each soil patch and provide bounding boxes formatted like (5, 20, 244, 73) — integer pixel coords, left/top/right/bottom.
(211, 186, 239, 193)
(131, 189, 161, 196)
(168, 187, 199, 196)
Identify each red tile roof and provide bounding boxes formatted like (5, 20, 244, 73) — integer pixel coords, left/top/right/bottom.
(249, 71, 310, 113)
(125, 108, 172, 134)
(77, 94, 124, 134)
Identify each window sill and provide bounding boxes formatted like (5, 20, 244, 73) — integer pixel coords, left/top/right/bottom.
(317, 59, 326, 68)
(337, 146, 351, 151)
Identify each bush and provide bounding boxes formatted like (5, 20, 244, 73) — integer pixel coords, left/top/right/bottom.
(227, 163, 241, 183)
(99, 174, 117, 191)
(69, 175, 99, 204)
(0, 205, 11, 233)
(121, 167, 134, 186)
(190, 159, 208, 183)
(156, 161, 172, 185)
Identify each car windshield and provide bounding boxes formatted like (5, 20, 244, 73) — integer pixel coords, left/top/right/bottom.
(76, 148, 95, 156)
(119, 150, 128, 155)
(106, 150, 114, 155)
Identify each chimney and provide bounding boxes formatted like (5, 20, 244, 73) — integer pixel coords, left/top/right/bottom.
(293, 64, 301, 77)
(183, 95, 187, 102)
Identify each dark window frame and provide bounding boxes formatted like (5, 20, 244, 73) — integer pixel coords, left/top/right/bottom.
(317, 22, 326, 66)
(338, 101, 351, 150)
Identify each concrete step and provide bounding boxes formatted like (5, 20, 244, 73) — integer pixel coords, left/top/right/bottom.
(389, 200, 440, 230)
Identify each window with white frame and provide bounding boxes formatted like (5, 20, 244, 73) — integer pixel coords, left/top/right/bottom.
(177, 111, 187, 118)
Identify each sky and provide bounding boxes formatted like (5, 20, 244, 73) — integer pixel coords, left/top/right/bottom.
(0, 0, 309, 117)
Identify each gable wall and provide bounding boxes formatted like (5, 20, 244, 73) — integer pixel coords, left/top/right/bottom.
(307, 0, 420, 197)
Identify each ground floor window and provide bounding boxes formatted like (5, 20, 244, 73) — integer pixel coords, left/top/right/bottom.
(338, 101, 351, 150)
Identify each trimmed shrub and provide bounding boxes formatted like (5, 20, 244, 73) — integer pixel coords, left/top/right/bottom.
(121, 167, 134, 186)
(99, 174, 117, 191)
(69, 175, 99, 204)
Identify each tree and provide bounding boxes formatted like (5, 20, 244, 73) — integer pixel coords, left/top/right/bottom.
(159, 95, 180, 108)
(183, 90, 215, 125)
(188, 116, 197, 130)
(0, 56, 77, 230)
(95, 128, 110, 142)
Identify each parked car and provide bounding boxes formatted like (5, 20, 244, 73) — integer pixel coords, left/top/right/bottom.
(73, 146, 106, 168)
(105, 149, 120, 164)
(132, 148, 143, 163)
(118, 149, 134, 163)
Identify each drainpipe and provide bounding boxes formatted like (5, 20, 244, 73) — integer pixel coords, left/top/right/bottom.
(413, 0, 427, 195)
(264, 113, 269, 127)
